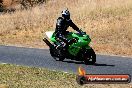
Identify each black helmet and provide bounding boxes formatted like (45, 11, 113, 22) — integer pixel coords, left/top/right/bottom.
(61, 9, 70, 20)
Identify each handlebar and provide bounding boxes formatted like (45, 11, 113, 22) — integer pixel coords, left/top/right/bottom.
(78, 29, 86, 35)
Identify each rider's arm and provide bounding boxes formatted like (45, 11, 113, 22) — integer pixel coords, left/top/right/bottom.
(69, 20, 80, 32)
(70, 20, 84, 34)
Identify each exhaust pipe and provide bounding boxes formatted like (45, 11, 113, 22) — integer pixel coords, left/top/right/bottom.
(43, 38, 52, 47)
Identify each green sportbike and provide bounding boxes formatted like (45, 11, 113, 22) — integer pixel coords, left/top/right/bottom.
(43, 30, 96, 65)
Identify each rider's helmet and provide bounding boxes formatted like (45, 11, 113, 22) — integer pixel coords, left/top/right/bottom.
(61, 9, 70, 20)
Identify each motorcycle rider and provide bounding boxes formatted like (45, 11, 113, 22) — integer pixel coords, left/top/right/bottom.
(54, 9, 83, 51)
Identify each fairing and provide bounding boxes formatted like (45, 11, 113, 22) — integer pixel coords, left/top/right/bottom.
(45, 31, 91, 56)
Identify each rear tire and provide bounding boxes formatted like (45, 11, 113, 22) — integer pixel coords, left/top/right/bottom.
(84, 48, 96, 65)
(54, 57, 65, 61)
(50, 46, 65, 61)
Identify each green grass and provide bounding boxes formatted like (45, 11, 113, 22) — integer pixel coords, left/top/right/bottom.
(0, 63, 132, 88)
(0, 63, 76, 88)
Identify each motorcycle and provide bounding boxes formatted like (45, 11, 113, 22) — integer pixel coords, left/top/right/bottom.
(43, 30, 96, 65)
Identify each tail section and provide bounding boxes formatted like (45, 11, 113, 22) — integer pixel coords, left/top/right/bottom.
(45, 31, 54, 39)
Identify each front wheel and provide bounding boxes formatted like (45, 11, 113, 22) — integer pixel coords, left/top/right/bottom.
(83, 48, 96, 65)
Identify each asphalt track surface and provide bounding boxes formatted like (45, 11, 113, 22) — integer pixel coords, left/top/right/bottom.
(0, 45, 132, 76)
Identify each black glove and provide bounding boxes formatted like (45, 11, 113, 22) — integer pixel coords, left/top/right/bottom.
(78, 29, 86, 35)
(78, 29, 83, 34)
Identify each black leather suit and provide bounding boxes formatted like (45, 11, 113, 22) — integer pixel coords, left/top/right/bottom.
(55, 17, 80, 44)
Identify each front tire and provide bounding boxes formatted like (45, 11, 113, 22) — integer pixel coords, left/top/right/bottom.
(83, 48, 96, 65)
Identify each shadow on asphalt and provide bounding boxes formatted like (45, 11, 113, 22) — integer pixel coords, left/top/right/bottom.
(62, 60, 115, 67)
(93, 63, 115, 67)
(62, 60, 84, 64)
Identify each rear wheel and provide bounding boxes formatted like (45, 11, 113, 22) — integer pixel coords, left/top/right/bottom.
(50, 45, 65, 61)
(83, 48, 96, 65)
(54, 57, 65, 61)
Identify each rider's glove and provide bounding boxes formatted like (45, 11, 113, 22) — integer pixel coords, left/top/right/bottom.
(78, 30, 86, 36)
(78, 29, 82, 34)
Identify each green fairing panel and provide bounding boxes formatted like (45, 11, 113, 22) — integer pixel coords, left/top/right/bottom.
(68, 45, 81, 56)
(85, 45, 91, 49)
(67, 33, 91, 56)
(50, 33, 57, 42)
(50, 32, 92, 56)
